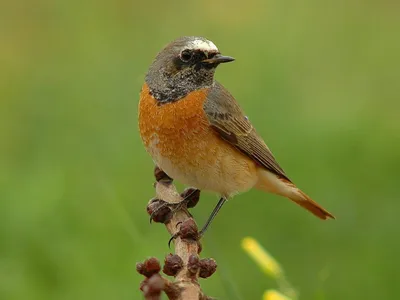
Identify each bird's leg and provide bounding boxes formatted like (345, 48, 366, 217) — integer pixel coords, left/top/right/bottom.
(167, 197, 226, 247)
(149, 188, 200, 223)
(198, 197, 227, 237)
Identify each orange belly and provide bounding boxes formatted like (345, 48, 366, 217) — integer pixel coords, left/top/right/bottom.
(138, 83, 258, 197)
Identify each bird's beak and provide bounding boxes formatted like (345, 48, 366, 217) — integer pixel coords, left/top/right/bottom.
(202, 54, 235, 64)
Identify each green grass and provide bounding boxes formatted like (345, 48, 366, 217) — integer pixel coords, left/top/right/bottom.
(1, 0, 399, 299)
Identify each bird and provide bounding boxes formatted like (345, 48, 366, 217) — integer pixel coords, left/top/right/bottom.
(138, 36, 334, 235)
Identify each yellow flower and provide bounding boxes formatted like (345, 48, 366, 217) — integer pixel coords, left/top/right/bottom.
(263, 289, 291, 300)
(241, 237, 283, 279)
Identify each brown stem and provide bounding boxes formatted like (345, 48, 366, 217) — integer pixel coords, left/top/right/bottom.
(154, 169, 203, 299)
(137, 166, 216, 300)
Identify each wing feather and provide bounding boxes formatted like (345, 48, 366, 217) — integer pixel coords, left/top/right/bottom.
(204, 82, 291, 182)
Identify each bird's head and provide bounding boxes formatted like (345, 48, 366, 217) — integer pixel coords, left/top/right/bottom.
(145, 36, 234, 103)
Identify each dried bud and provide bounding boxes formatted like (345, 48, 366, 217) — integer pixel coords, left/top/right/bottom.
(199, 258, 217, 278)
(180, 188, 200, 208)
(154, 166, 173, 184)
(179, 219, 199, 241)
(146, 198, 159, 215)
(147, 198, 171, 223)
(163, 254, 183, 276)
(136, 257, 161, 278)
(136, 262, 144, 275)
(142, 274, 164, 298)
(187, 254, 200, 275)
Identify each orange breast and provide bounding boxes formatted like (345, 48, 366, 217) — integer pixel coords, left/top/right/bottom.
(139, 83, 218, 165)
(138, 83, 258, 196)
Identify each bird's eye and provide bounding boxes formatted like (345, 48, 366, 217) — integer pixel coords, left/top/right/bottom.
(180, 49, 193, 62)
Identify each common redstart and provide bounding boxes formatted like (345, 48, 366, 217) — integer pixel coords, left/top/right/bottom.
(139, 36, 334, 235)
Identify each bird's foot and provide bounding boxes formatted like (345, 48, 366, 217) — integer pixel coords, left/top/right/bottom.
(168, 219, 201, 249)
(147, 188, 200, 224)
(167, 197, 226, 247)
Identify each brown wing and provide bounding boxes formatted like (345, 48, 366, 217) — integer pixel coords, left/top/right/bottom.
(204, 81, 291, 182)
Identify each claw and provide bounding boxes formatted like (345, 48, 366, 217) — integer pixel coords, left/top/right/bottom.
(147, 188, 202, 248)
(149, 202, 167, 223)
(168, 234, 178, 248)
(167, 222, 184, 248)
(175, 221, 182, 229)
(148, 189, 199, 224)
(168, 219, 200, 248)
(147, 200, 171, 224)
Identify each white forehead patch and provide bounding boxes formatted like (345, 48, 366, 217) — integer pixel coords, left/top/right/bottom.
(188, 39, 218, 52)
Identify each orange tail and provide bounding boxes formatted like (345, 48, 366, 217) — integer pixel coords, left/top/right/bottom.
(256, 169, 335, 220)
(289, 189, 335, 220)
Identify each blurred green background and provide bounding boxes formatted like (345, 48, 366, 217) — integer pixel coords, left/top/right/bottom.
(1, 0, 399, 299)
